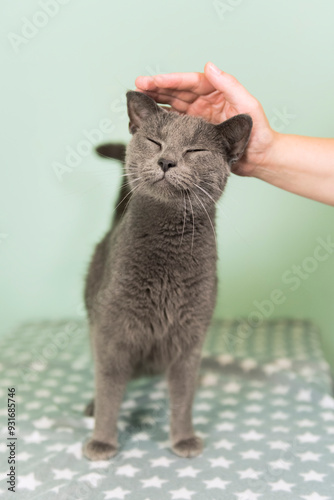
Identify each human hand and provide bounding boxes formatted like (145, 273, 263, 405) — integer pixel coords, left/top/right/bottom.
(135, 62, 277, 177)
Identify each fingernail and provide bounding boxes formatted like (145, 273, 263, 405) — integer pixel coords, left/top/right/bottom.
(136, 76, 149, 89)
(207, 62, 221, 75)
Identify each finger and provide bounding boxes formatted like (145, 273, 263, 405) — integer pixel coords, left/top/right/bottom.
(135, 72, 215, 95)
(204, 62, 257, 111)
(139, 88, 197, 104)
(137, 90, 190, 113)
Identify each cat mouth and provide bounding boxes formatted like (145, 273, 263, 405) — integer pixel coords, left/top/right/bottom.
(152, 174, 169, 185)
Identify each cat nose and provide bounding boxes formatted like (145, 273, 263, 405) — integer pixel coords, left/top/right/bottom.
(158, 158, 177, 172)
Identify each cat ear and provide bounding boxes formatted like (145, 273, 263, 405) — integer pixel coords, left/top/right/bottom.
(126, 91, 162, 134)
(216, 114, 253, 166)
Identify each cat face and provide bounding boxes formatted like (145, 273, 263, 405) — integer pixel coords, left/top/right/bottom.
(126, 91, 252, 206)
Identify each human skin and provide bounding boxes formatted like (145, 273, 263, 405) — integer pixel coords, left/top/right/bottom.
(135, 62, 334, 206)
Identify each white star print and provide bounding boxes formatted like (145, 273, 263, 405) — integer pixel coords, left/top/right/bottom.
(321, 412, 334, 421)
(300, 493, 330, 500)
(241, 430, 264, 441)
(204, 477, 230, 489)
(104, 487, 131, 499)
(214, 438, 235, 450)
(268, 440, 290, 450)
(269, 479, 295, 491)
(297, 432, 320, 443)
(245, 405, 263, 413)
(237, 468, 262, 479)
(149, 390, 165, 400)
(176, 466, 201, 477)
(47, 443, 68, 452)
(263, 363, 279, 375)
(22, 430, 47, 444)
(25, 401, 42, 410)
(224, 381, 241, 393)
(243, 418, 263, 426)
(300, 470, 326, 482)
(150, 457, 175, 467)
(140, 476, 168, 488)
(33, 416, 55, 429)
(157, 439, 171, 449)
(193, 416, 209, 424)
(275, 358, 292, 369)
(219, 410, 237, 419)
(170, 487, 195, 499)
(297, 404, 312, 412)
(297, 419, 316, 427)
(271, 411, 289, 420)
(131, 432, 150, 441)
(35, 388, 51, 397)
(199, 390, 214, 399)
(216, 422, 235, 431)
(327, 444, 334, 453)
(240, 358, 258, 371)
(121, 448, 148, 459)
(271, 385, 289, 395)
(296, 389, 312, 402)
(52, 468, 77, 480)
(246, 391, 264, 400)
(297, 451, 322, 461)
(195, 402, 211, 411)
(79, 472, 104, 487)
(319, 395, 334, 409)
(272, 426, 289, 432)
(209, 457, 233, 468)
(66, 442, 82, 459)
(56, 426, 73, 433)
(234, 489, 262, 499)
(49, 484, 65, 493)
(89, 460, 111, 470)
(116, 464, 139, 477)
(16, 451, 32, 461)
(17, 472, 42, 491)
(217, 353, 234, 365)
(201, 373, 219, 386)
(269, 459, 292, 470)
(240, 450, 263, 459)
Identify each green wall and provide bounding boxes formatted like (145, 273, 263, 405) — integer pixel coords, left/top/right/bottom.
(2, 0, 334, 369)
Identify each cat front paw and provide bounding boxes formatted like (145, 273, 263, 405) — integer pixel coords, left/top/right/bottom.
(172, 435, 203, 458)
(83, 439, 117, 461)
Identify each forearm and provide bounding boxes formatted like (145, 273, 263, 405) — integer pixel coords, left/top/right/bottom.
(252, 133, 334, 205)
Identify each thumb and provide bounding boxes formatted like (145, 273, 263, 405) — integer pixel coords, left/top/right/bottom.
(204, 62, 256, 111)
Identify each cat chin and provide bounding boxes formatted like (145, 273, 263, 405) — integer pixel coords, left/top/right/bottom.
(145, 177, 182, 201)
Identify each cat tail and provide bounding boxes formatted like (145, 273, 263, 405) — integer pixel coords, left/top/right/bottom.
(95, 143, 131, 224)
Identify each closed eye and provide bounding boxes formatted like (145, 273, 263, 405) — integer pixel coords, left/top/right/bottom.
(146, 137, 162, 148)
(186, 149, 208, 153)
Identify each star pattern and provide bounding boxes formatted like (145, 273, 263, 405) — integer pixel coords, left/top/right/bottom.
(203, 477, 230, 489)
(140, 476, 168, 488)
(269, 479, 295, 491)
(0, 318, 332, 500)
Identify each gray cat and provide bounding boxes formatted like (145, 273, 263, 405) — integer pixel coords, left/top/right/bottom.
(82, 91, 252, 460)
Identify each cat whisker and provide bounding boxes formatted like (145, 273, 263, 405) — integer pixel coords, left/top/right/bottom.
(191, 189, 217, 247)
(118, 180, 144, 222)
(111, 180, 144, 216)
(193, 183, 217, 206)
(186, 191, 195, 255)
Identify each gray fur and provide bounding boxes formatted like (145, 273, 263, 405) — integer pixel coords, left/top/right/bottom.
(82, 91, 252, 460)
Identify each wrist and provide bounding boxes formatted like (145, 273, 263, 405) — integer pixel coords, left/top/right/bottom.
(251, 130, 284, 179)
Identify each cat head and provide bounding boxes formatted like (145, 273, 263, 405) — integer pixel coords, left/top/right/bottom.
(126, 91, 252, 206)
